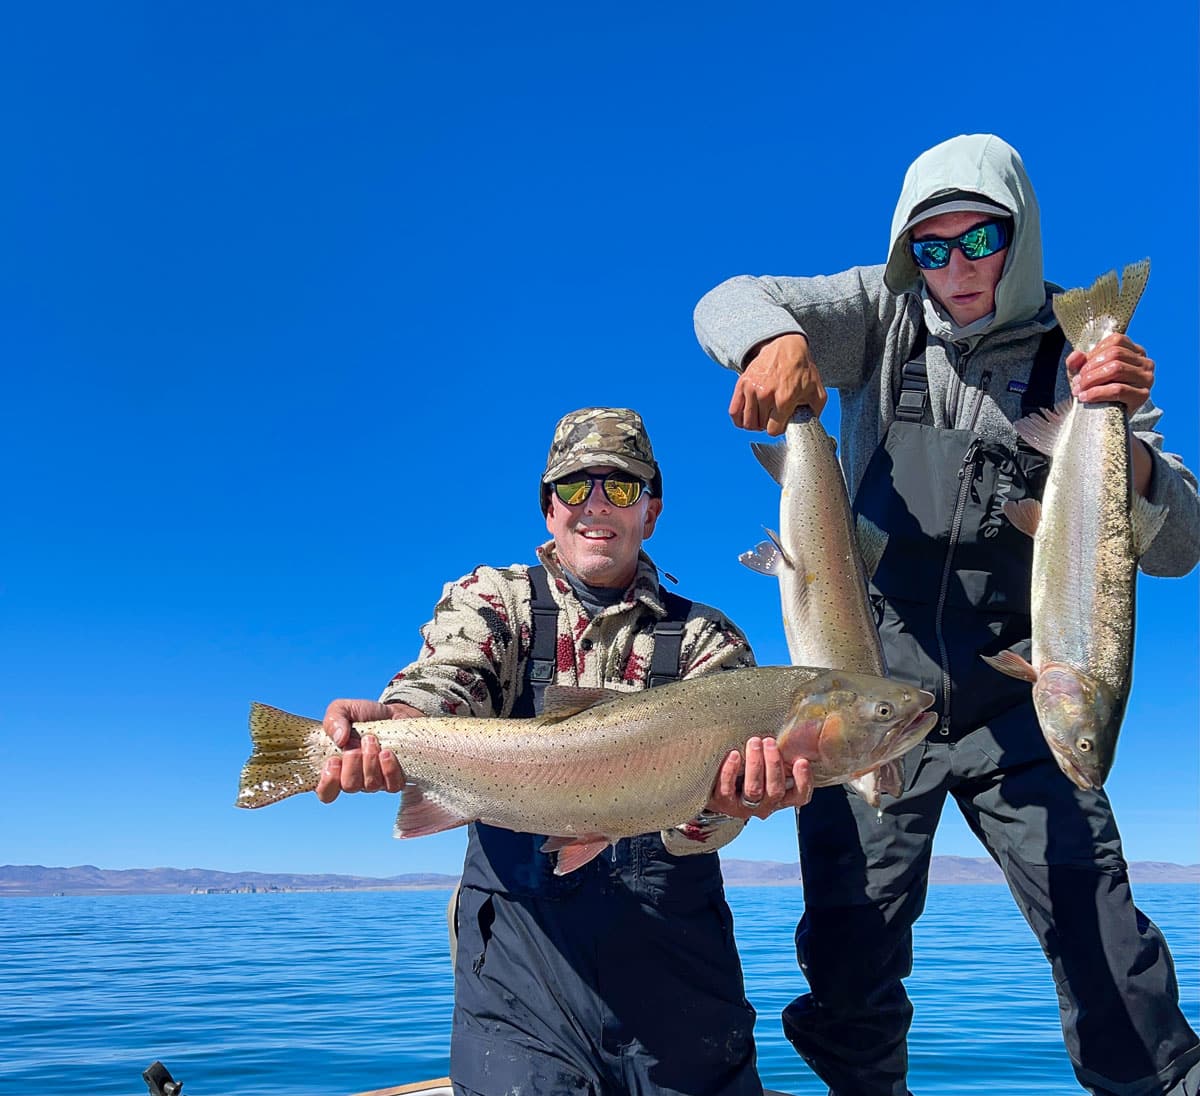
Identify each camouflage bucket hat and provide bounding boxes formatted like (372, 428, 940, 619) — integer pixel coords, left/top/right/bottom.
(540, 407, 662, 513)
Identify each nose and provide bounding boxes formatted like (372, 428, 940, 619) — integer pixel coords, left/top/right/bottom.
(946, 248, 974, 277)
(583, 481, 609, 512)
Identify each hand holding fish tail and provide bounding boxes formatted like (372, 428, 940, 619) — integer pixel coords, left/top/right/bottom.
(1068, 332, 1155, 418)
(706, 737, 813, 819)
(729, 332, 828, 436)
(1066, 332, 1156, 497)
(316, 698, 409, 803)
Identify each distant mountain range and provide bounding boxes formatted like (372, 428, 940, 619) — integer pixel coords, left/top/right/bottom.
(3, 857, 1197, 896)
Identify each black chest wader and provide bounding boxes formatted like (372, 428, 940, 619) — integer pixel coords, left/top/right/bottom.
(782, 329, 1200, 1096)
(852, 329, 1057, 739)
(449, 566, 760, 1096)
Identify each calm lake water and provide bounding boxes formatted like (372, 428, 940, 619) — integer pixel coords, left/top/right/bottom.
(2, 884, 1196, 1095)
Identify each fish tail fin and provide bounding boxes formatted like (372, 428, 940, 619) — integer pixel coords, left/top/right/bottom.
(1052, 259, 1150, 353)
(236, 702, 330, 809)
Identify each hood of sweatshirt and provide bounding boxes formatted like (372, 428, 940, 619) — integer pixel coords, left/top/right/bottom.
(884, 134, 1046, 343)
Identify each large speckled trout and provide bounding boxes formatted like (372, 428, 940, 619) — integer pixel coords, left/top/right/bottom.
(237, 667, 936, 873)
(983, 260, 1167, 789)
(740, 409, 900, 806)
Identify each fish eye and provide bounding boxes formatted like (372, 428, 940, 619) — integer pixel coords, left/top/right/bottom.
(876, 703, 893, 720)
(1076, 737, 1093, 753)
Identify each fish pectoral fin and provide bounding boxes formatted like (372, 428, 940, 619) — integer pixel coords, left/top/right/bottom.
(846, 758, 903, 807)
(750, 438, 788, 485)
(981, 650, 1039, 683)
(739, 540, 783, 577)
(1011, 404, 1069, 456)
(846, 771, 881, 808)
(1130, 493, 1169, 556)
(393, 787, 471, 839)
(541, 685, 626, 719)
(1002, 498, 1041, 538)
(541, 834, 610, 875)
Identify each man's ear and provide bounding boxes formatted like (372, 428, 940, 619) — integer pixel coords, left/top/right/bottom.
(642, 498, 663, 539)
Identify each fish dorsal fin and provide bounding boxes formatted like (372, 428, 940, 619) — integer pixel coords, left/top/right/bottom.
(1003, 498, 1041, 539)
(750, 438, 788, 485)
(1130, 494, 1169, 557)
(739, 539, 783, 577)
(541, 684, 625, 718)
(1011, 400, 1071, 456)
(1052, 259, 1150, 354)
(855, 513, 889, 581)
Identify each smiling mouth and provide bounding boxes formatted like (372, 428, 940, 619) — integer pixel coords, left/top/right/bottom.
(580, 529, 615, 540)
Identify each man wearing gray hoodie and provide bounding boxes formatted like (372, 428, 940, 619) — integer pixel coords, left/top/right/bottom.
(694, 134, 1200, 1096)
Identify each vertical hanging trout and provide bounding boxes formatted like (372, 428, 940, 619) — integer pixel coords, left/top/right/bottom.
(740, 408, 900, 807)
(983, 260, 1167, 789)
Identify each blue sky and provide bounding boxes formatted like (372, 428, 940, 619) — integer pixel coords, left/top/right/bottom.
(3, 2, 1196, 877)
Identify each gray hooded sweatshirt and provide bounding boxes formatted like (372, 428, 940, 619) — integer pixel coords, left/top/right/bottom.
(694, 133, 1199, 577)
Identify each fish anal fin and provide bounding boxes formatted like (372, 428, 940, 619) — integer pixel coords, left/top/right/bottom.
(1003, 498, 1041, 538)
(541, 685, 625, 718)
(1012, 403, 1069, 456)
(541, 835, 610, 875)
(739, 540, 783, 577)
(1130, 494, 1168, 557)
(394, 787, 471, 839)
(750, 439, 788, 485)
(981, 650, 1039, 683)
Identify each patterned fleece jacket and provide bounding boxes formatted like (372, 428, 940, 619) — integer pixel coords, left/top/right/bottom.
(379, 540, 756, 717)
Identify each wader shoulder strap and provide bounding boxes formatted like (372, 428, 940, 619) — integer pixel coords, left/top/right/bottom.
(524, 564, 559, 714)
(523, 567, 692, 701)
(1022, 326, 1066, 416)
(894, 325, 1066, 425)
(893, 326, 930, 425)
(647, 589, 693, 688)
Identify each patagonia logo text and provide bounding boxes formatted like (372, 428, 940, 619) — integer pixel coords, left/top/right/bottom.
(1007, 380, 1028, 394)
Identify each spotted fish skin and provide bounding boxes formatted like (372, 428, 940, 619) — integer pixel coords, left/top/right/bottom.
(985, 261, 1167, 789)
(739, 409, 904, 807)
(741, 410, 886, 676)
(237, 666, 936, 869)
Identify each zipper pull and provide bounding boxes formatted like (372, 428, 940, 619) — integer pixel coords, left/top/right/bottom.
(958, 439, 981, 479)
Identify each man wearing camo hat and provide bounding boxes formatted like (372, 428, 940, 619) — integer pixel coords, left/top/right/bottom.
(315, 406, 813, 1096)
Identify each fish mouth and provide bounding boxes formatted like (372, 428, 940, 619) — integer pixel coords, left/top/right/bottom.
(878, 708, 938, 757)
(1049, 746, 1097, 791)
